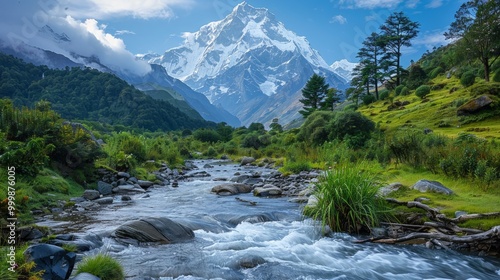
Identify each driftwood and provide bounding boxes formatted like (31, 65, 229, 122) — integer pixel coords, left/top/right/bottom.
(358, 198, 500, 255)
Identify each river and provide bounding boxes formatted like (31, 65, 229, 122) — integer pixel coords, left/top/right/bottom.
(38, 160, 500, 280)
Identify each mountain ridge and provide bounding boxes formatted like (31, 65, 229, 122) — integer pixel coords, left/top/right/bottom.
(144, 2, 348, 126)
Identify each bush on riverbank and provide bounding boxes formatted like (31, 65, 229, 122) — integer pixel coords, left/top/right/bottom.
(304, 163, 391, 233)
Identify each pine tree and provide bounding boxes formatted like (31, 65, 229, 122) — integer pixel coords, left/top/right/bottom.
(381, 12, 420, 86)
(445, 0, 500, 82)
(356, 32, 386, 100)
(299, 74, 329, 118)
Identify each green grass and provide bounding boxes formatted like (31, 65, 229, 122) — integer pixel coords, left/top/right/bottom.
(304, 163, 391, 233)
(76, 253, 125, 280)
(384, 167, 500, 230)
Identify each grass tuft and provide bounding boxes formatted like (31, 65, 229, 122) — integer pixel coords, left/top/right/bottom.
(76, 253, 125, 280)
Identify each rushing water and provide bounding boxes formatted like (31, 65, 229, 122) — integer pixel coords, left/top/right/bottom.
(39, 160, 500, 280)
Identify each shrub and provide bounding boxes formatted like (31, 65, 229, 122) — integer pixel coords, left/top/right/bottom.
(297, 111, 335, 145)
(379, 89, 390, 100)
(429, 66, 444, 79)
(406, 64, 428, 89)
(303, 164, 389, 233)
(394, 85, 405, 96)
(415, 85, 431, 99)
(400, 86, 410, 96)
(76, 254, 125, 280)
(204, 146, 217, 158)
(460, 71, 476, 87)
(362, 94, 376, 105)
(282, 160, 312, 174)
(193, 129, 221, 143)
(328, 111, 375, 148)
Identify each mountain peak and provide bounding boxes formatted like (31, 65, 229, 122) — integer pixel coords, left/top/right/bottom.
(230, 1, 272, 23)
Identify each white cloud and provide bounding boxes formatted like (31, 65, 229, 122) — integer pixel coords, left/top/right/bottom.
(115, 30, 136, 36)
(60, 0, 195, 19)
(339, 0, 403, 9)
(426, 0, 443, 8)
(406, 0, 420, 8)
(414, 29, 453, 49)
(330, 15, 348, 24)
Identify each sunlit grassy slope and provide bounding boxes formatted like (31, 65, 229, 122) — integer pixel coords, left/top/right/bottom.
(357, 76, 500, 229)
(358, 76, 500, 141)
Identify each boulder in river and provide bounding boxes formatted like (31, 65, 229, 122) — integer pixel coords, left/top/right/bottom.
(24, 244, 76, 280)
(113, 217, 194, 244)
(82, 190, 100, 200)
(240, 156, 256, 166)
(97, 181, 113, 195)
(253, 186, 282, 197)
(211, 183, 253, 195)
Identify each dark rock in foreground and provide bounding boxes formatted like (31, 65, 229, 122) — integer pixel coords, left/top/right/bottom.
(113, 217, 194, 244)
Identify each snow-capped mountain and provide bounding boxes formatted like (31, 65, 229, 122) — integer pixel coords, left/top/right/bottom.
(330, 59, 357, 83)
(144, 2, 347, 125)
(0, 26, 240, 126)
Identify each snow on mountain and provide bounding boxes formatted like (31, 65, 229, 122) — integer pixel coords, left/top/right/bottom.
(144, 2, 347, 126)
(330, 59, 357, 83)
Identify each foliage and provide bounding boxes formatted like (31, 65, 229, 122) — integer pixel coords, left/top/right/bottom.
(429, 66, 445, 79)
(460, 70, 476, 87)
(381, 11, 420, 86)
(76, 253, 125, 280)
(406, 64, 428, 89)
(328, 111, 376, 148)
(362, 94, 376, 105)
(192, 129, 222, 143)
(303, 163, 389, 233)
(356, 32, 387, 100)
(415, 85, 431, 99)
(378, 89, 390, 100)
(0, 244, 44, 280)
(445, 0, 500, 82)
(299, 74, 329, 117)
(0, 54, 212, 132)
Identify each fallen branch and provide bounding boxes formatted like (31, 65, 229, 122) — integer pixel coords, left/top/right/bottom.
(235, 197, 257, 206)
(373, 226, 500, 244)
(437, 212, 500, 224)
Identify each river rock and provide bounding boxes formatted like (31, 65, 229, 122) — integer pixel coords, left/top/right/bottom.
(77, 201, 99, 210)
(253, 186, 282, 197)
(97, 181, 113, 195)
(186, 171, 211, 178)
(128, 177, 139, 184)
(112, 184, 146, 194)
(82, 190, 100, 200)
(237, 255, 266, 269)
(212, 183, 253, 195)
(71, 273, 101, 280)
(94, 197, 113, 205)
(117, 171, 130, 179)
(121, 195, 132, 201)
(24, 244, 76, 280)
(19, 226, 44, 241)
(240, 156, 256, 166)
(242, 177, 264, 185)
(411, 180, 454, 195)
(113, 217, 194, 244)
(305, 195, 319, 208)
(138, 180, 154, 188)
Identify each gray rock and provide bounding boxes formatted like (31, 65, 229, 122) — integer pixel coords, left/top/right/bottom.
(203, 163, 214, 168)
(211, 183, 253, 195)
(455, 211, 468, 218)
(240, 156, 256, 166)
(237, 255, 266, 269)
(411, 180, 454, 195)
(253, 187, 282, 197)
(186, 171, 211, 178)
(24, 244, 76, 280)
(70, 197, 85, 203)
(213, 177, 228, 181)
(137, 180, 154, 188)
(97, 181, 113, 195)
(82, 190, 100, 200)
(117, 178, 127, 186)
(457, 95, 494, 116)
(112, 184, 146, 194)
(94, 197, 113, 205)
(305, 195, 319, 208)
(71, 272, 101, 280)
(230, 174, 251, 183)
(78, 201, 99, 210)
(121, 195, 132, 201)
(19, 226, 44, 241)
(117, 171, 130, 179)
(128, 177, 139, 184)
(378, 182, 404, 196)
(113, 217, 194, 244)
(242, 177, 264, 185)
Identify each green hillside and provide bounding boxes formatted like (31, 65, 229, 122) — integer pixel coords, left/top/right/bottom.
(0, 53, 213, 131)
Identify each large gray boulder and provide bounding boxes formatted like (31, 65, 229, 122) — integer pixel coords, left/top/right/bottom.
(82, 190, 100, 200)
(240, 156, 255, 166)
(411, 180, 454, 195)
(97, 181, 112, 195)
(253, 186, 282, 197)
(211, 183, 253, 195)
(114, 217, 194, 244)
(24, 244, 76, 280)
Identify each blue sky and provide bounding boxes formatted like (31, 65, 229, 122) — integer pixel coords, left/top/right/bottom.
(0, 0, 467, 70)
(99, 0, 467, 67)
